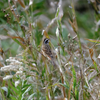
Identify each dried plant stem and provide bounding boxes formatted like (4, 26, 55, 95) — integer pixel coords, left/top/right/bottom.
(29, 46, 35, 60)
(70, 1, 85, 99)
(68, 78, 73, 100)
(61, 73, 66, 98)
(56, 47, 67, 98)
(44, 60, 54, 100)
(46, 89, 50, 100)
(76, 31, 84, 100)
(8, 1, 19, 23)
(49, 73, 54, 100)
(36, 75, 40, 99)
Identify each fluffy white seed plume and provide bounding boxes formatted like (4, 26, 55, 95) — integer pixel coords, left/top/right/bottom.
(3, 75, 13, 80)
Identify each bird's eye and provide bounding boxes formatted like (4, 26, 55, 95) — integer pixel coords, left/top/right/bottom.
(44, 38, 49, 44)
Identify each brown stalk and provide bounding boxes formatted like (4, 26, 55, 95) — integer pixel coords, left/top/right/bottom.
(68, 78, 73, 100)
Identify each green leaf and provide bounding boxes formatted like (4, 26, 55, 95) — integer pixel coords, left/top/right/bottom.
(10, 96, 18, 100)
(59, 83, 69, 90)
(28, 93, 36, 100)
(72, 65, 76, 90)
(22, 86, 32, 100)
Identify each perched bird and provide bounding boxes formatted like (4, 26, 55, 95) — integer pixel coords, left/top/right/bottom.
(42, 38, 57, 67)
(42, 38, 53, 60)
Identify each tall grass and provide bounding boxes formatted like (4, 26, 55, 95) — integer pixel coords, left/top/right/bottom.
(0, 0, 100, 100)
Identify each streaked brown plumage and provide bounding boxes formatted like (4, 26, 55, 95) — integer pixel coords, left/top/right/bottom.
(42, 38, 57, 72)
(42, 38, 53, 60)
(42, 38, 57, 67)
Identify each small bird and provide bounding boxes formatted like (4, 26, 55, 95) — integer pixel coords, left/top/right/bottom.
(42, 38, 54, 61)
(42, 38, 57, 68)
(42, 38, 57, 67)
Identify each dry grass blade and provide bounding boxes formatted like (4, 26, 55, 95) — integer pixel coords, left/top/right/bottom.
(68, 78, 73, 100)
(58, 0, 63, 19)
(85, 38, 100, 44)
(18, 0, 25, 8)
(42, 30, 49, 39)
(0, 35, 10, 40)
(0, 0, 100, 99)
(89, 48, 93, 59)
(89, 48, 98, 72)
(8, 0, 19, 22)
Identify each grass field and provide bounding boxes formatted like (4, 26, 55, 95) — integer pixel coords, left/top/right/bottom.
(0, 0, 100, 100)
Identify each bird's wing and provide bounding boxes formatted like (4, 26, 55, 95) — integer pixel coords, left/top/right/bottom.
(42, 45, 53, 59)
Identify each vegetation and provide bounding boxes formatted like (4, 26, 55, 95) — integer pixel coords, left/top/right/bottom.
(0, 0, 100, 100)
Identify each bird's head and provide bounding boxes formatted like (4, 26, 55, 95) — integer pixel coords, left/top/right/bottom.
(43, 38, 50, 44)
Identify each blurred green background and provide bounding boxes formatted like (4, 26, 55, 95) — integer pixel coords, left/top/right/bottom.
(0, 0, 100, 56)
